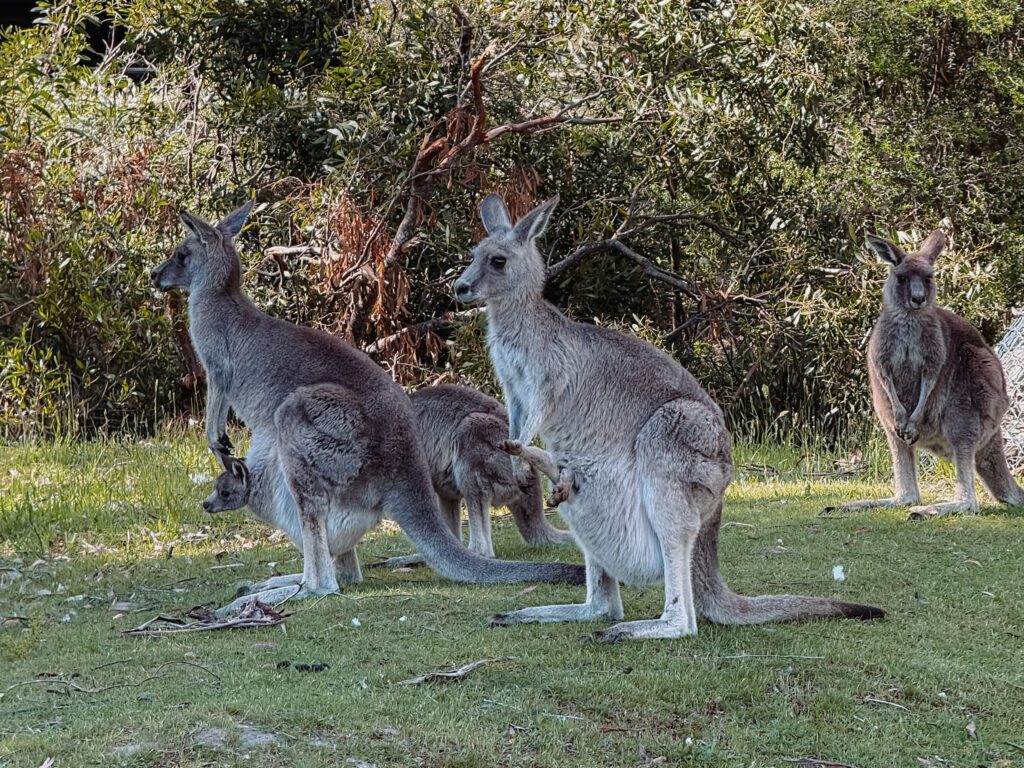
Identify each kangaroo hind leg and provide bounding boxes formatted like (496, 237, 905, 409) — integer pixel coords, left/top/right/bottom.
(488, 548, 622, 625)
(591, 474, 702, 642)
(975, 434, 1024, 506)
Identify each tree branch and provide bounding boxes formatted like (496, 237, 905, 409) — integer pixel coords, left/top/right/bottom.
(363, 307, 482, 355)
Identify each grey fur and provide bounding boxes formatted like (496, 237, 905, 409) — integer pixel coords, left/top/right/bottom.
(454, 194, 883, 641)
(832, 229, 1024, 519)
(151, 204, 585, 614)
(409, 384, 574, 555)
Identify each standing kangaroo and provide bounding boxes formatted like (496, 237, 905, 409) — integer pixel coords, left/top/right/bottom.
(202, 450, 364, 591)
(829, 230, 1024, 520)
(453, 194, 883, 641)
(409, 384, 574, 556)
(151, 203, 584, 614)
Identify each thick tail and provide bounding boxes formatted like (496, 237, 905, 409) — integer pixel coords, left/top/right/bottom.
(975, 434, 1024, 505)
(385, 482, 585, 585)
(692, 505, 884, 624)
(509, 469, 576, 546)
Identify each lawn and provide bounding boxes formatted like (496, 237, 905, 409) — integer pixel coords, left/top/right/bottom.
(1, 436, 1022, 767)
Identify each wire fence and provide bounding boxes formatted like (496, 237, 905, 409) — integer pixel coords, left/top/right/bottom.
(995, 311, 1024, 473)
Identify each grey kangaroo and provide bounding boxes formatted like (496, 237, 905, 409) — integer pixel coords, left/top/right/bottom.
(151, 203, 584, 614)
(453, 194, 884, 641)
(202, 449, 364, 590)
(830, 230, 1024, 520)
(409, 384, 574, 557)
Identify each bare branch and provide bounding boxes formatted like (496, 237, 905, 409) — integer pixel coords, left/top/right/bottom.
(364, 308, 482, 355)
(546, 238, 699, 299)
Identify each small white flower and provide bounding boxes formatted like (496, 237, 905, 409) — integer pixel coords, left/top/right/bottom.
(684, 736, 694, 746)
(398, 616, 408, 622)
(351, 617, 361, 627)
(832, 565, 846, 581)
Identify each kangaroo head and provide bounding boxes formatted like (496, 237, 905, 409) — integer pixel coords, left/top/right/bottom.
(152, 202, 253, 293)
(453, 194, 559, 305)
(202, 455, 250, 513)
(866, 229, 946, 313)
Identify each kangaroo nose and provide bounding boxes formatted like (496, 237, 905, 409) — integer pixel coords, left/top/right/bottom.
(202, 499, 212, 512)
(454, 280, 472, 301)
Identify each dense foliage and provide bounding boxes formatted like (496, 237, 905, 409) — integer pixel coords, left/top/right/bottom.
(2, 0, 1022, 441)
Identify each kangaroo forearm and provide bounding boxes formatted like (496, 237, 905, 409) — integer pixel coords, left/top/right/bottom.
(908, 375, 936, 423)
(878, 374, 907, 419)
(206, 384, 232, 451)
(517, 444, 562, 483)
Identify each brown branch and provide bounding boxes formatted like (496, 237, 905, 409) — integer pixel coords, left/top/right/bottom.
(546, 238, 700, 299)
(664, 294, 768, 343)
(363, 308, 482, 355)
(343, 35, 620, 345)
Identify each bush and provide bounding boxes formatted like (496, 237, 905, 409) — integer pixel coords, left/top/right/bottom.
(2, 0, 1022, 442)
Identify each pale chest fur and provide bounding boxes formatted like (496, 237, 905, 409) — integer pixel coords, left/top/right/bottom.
(487, 327, 554, 420)
(870, 312, 945, 380)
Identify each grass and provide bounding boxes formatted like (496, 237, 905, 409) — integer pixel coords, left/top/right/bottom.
(1, 435, 1023, 767)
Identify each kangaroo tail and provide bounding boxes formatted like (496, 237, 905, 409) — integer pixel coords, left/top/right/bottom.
(975, 434, 1024, 506)
(692, 505, 884, 624)
(509, 469, 576, 547)
(386, 481, 585, 585)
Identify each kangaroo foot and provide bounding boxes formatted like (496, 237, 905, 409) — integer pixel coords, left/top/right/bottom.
(907, 500, 979, 520)
(215, 581, 338, 618)
(372, 553, 428, 569)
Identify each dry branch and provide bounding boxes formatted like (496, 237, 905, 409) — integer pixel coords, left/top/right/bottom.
(343, 25, 621, 347)
(123, 598, 289, 636)
(397, 656, 514, 685)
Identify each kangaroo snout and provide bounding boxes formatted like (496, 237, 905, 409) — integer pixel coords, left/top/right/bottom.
(453, 279, 474, 302)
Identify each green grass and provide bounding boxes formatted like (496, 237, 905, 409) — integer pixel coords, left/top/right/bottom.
(1, 436, 1023, 767)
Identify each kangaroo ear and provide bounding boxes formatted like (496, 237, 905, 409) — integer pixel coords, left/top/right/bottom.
(227, 456, 249, 484)
(917, 229, 946, 264)
(865, 233, 907, 267)
(218, 200, 254, 237)
(180, 210, 221, 248)
(512, 195, 560, 244)
(480, 194, 512, 236)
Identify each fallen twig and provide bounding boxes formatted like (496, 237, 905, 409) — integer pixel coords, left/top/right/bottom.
(863, 696, 913, 713)
(123, 598, 288, 636)
(1, 660, 219, 701)
(782, 759, 857, 768)
(718, 653, 825, 661)
(397, 657, 514, 686)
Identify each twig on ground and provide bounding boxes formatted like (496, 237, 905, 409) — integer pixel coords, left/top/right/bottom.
(717, 653, 825, 661)
(863, 696, 914, 713)
(1, 661, 219, 701)
(782, 759, 857, 768)
(397, 657, 514, 686)
(123, 599, 289, 636)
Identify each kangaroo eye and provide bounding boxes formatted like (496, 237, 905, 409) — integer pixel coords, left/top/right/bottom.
(491, 256, 507, 270)
(175, 249, 189, 265)
(218, 488, 229, 498)
(896, 275, 907, 285)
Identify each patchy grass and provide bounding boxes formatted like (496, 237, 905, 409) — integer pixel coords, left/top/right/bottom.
(1, 436, 1022, 768)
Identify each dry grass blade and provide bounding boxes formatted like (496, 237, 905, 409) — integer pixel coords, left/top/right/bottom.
(123, 599, 289, 636)
(397, 657, 514, 686)
(781, 759, 858, 768)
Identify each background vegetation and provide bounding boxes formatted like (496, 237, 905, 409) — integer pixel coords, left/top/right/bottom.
(2, 0, 1023, 441)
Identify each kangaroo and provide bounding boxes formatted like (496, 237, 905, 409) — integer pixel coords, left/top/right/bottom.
(202, 449, 363, 590)
(408, 384, 574, 557)
(828, 230, 1024, 520)
(453, 194, 884, 641)
(203, 451, 362, 585)
(151, 203, 584, 614)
